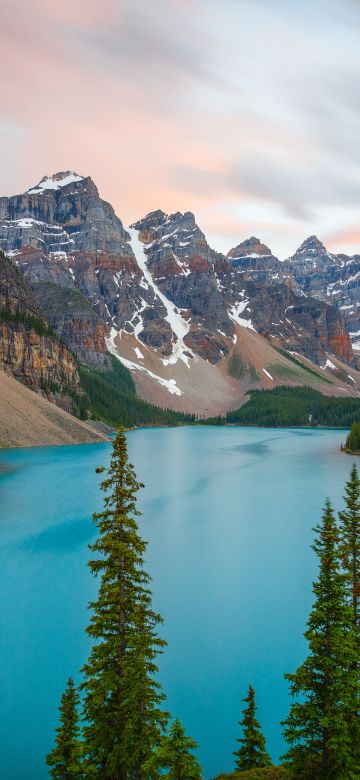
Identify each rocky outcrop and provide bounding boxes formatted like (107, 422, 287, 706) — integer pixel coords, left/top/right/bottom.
(0, 247, 41, 318)
(225, 236, 294, 288)
(244, 281, 353, 365)
(284, 236, 360, 343)
(0, 251, 81, 410)
(32, 282, 111, 370)
(0, 321, 80, 406)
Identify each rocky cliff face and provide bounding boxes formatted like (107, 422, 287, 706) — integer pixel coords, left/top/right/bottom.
(284, 235, 360, 346)
(214, 239, 352, 366)
(244, 281, 352, 365)
(0, 172, 357, 411)
(0, 251, 81, 410)
(0, 321, 80, 405)
(132, 210, 232, 363)
(32, 282, 111, 371)
(0, 172, 172, 366)
(224, 236, 298, 290)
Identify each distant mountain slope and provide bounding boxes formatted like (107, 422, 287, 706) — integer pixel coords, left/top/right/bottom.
(0, 172, 358, 415)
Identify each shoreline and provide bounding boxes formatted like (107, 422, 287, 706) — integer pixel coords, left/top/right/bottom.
(0, 420, 351, 451)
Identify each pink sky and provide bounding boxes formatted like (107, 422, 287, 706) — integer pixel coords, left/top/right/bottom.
(1, 0, 360, 258)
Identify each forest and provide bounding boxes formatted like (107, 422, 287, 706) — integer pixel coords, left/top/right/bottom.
(206, 386, 360, 428)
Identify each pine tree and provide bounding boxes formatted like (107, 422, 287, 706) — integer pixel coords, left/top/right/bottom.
(338, 463, 360, 633)
(233, 685, 271, 771)
(81, 428, 168, 779)
(345, 423, 360, 453)
(144, 718, 202, 780)
(338, 464, 360, 759)
(46, 677, 84, 779)
(282, 500, 358, 779)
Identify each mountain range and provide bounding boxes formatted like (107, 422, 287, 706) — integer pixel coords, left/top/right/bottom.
(1, 170, 360, 419)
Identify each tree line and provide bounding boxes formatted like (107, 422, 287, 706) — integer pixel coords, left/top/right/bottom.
(205, 386, 360, 428)
(46, 430, 359, 779)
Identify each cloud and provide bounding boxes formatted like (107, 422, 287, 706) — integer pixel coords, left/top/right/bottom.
(326, 226, 360, 252)
(1, 0, 360, 257)
(80, 0, 208, 84)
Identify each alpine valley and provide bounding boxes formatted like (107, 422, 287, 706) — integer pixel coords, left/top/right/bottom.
(1, 170, 360, 440)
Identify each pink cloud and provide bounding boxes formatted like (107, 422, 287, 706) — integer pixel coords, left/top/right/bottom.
(1, 0, 360, 258)
(326, 227, 360, 254)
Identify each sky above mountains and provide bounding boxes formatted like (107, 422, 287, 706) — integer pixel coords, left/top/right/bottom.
(1, 0, 360, 258)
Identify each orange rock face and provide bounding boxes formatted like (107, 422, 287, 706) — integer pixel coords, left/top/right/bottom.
(330, 333, 353, 363)
(0, 321, 80, 402)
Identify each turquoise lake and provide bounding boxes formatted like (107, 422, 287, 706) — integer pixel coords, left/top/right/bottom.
(0, 426, 355, 779)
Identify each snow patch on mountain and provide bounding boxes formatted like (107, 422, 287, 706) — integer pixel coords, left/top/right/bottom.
(28, 172, 84, 194)
(262, 369, 274, 380)
(106, 328, 183, 396)
(228, 300, 255, 331)
(128, 227, 192, 366)
(321, 358, 336, 370)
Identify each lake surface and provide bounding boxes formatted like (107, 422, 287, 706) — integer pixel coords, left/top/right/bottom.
(0, 427, 355, 779)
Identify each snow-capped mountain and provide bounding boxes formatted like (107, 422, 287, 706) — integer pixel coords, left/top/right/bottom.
(0, 172, 358, 413)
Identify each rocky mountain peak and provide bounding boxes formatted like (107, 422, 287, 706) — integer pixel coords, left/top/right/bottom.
(132, 209, 167, 232)
(27, 171, 86, 195)
(133, 209, 196, 235)
(132, 209, 200, 248)
(294, 235, 328, 257)
(227, 236, 273, 260)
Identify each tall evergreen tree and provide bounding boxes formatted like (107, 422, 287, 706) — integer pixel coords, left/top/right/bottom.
(144, 719, 202, 780)
(282, 500, 358, 779)
(234, 685, 271, 771)
(338, 464, 360, 758)
(46, 677, 84, 779)
(81, 428, 168, 780)
(338, 463, 360, 632)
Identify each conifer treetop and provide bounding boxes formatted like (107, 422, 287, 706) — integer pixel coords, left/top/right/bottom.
(144, 718, 202, 780)
(46, 677, 84, 780)
(234, 684, 271, 771)
(282, 500, 358, 779)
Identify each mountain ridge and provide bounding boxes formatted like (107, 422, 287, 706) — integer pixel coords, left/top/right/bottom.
(1, 171, 359, 416)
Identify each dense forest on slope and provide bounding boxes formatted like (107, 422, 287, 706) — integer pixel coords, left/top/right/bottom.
(204, 386, 360, 428)
(343, 421, 360, 453)
(78, 354, 195, 428)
